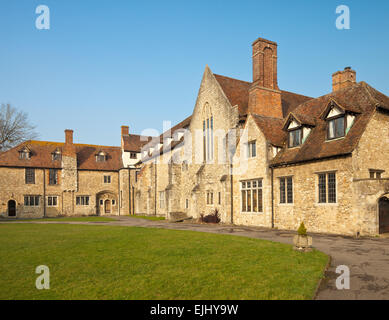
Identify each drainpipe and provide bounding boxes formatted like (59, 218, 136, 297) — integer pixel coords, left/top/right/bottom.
(154, 159, 157, 216)
(230, 163, 233, 224)
(271, 166, 274, 229)
(43, 168, 46, 217)
(128, 168, 131, 215)
(118, 170, 121, 216)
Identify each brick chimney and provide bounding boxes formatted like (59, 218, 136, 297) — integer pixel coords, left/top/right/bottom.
(121, 125, 129, 150)
(332, 67, 356, 92)
(63, 129, 76, 157)
(248, 37, 283, 118)
(121, 125, 129, 136)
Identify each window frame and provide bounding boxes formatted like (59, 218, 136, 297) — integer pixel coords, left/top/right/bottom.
(327, 115, 346, 140)
(240, 179, 263, 213)
(24, 195, 40, 207)
(279, 176, 293, 204)
(76, 196, 90, 206)
(47, 196, 58, 207)
(288, 128, 302, 148)
(317, 171, 337, 204)
(25, 168, 35, 184)
(103, 175, 111, 184)
(246, 140, 257, 158)
(49, 169, 58, 185)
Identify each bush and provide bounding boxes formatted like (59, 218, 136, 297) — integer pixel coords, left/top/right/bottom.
(298, 222, 307, 236)
(200, 209, 221, 224)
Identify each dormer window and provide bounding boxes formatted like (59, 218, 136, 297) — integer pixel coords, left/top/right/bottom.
(19, 147, 31, 160)
(327, 116, 345, 140)
(52, 149, 62, 161)
(288, 129, 302, 148)
(284, 114, 313, 149)
(96, 151, 107, 162)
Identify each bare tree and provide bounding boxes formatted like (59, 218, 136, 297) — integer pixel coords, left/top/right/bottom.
(0, 104, 38, 151)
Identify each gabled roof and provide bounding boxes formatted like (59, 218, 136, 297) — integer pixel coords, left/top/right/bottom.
(0, 140, 123, 171)
(122, 134, 153, 152)
(251, 114, 286, 147)
(271, 82, 388, 167)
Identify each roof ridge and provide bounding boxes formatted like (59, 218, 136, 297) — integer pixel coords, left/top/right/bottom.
(213, 73, 251, 84)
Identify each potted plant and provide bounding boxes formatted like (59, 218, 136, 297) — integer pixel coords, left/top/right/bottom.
(293, 222, 313, 252)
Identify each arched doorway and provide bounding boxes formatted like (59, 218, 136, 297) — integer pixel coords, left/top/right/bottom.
(8, 200, 16, 217)
(379, 196, 389, 234)
(96, 191, 117, 216)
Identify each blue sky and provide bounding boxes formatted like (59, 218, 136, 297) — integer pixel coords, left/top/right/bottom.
(1, 0, 388, 146)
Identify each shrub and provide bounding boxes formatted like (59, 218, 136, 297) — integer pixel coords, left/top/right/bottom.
(200, 209, 221, 224)
(298, 222, 307, 236)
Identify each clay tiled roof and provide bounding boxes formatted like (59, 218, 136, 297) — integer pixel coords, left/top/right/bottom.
(0, 140, 123, 171)
(271, 82, 388, 167)
(214, 74, 251, 115)
(214, 74, 313, 117)
(251, 114, 286, 147)
(122, 134, 153, 152)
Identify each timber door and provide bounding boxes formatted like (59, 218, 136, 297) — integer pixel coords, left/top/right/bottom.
(104, 200, 111, 214)
(379, 197, 389, 234)
(8, 200, 16, 217)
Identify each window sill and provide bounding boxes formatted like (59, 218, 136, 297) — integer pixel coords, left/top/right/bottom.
(241, 211, 264, 214)
(278, 203, 294, 206)
(325, 137, 345, 142)
(315, 202, 338, 207)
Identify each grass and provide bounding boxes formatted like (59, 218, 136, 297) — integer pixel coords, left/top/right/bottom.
(0, 224, 328, 300)
(128, 215, 165, 221)
(15, 216, 117, 222)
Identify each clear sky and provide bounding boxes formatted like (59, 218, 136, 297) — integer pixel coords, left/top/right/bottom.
(1, 0, 388, 146)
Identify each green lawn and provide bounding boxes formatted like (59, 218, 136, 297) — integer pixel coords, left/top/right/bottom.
(128, 215, 165, 221)
(16, 216, 117, 222)
(0, 224, 328, 300)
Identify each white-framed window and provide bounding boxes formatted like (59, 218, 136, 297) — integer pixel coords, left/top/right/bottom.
(241, 179, 263, 213)
(279, 177, 293, 204)
(47, 196, 58, 207)
(159, 191, 165, 209)
(206, 191, 214, 205)
(318, 172, 336, 204)
(247, 141, 256, 158)
(327, 116, 345, 140)
(24, 195, 40, 207)
(104, 175, 111, 184)
(76, 196, 90, 206)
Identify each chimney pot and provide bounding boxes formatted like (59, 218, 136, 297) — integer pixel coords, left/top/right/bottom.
(121, 126, 129, 136)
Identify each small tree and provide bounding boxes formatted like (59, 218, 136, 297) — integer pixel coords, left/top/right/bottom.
(297, 222, 307, 236)
(0, 104, 38, 151)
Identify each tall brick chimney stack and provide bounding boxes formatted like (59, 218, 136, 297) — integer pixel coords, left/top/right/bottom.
(121, 125, 129, 150)
(63, 129, 76, 157)
(332, 67, 356, 92)
(248, 37, 283, 118)
(121, 126, 129, 136)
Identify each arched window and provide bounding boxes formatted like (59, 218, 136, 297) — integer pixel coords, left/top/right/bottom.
(202, 103, 214, 162)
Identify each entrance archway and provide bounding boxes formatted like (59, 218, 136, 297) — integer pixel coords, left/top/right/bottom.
(379, 196, 389, 234)
(8, 200, 16, 217)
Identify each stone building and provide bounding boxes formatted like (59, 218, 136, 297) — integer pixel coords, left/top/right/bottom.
(2, 36, 389, 237)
